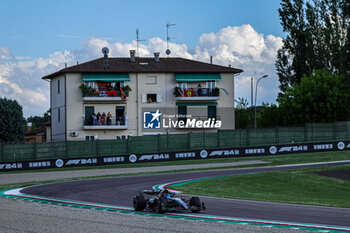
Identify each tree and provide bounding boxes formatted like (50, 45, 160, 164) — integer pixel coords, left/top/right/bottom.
(276, 0, 350, 98)
(258, 103, 282, 127)
(26, 109, 51, 129)
(0, 98, 25, 143)
(235, 97, 253, 128)
(278, 69, 350, 124)
(276, 0, 310, 97)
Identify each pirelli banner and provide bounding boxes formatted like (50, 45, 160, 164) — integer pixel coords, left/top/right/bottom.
(1, 140, 350, 171)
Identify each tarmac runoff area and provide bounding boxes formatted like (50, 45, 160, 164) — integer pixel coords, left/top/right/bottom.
(0, 160, 315, 233)
(0, 160, 268, 185)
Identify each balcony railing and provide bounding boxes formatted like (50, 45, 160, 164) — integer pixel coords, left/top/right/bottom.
(80, 84, 131, 101)
(83, 116, 129, 129)
(174, 87, 220, 101)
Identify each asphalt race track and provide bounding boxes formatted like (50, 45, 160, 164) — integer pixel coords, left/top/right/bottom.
(21, 161, 350, 229)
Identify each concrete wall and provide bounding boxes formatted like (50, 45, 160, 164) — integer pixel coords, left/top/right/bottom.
(51, 75, 66, 141)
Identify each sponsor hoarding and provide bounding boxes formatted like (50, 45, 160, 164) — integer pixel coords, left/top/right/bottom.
(1, 140, 350, 171)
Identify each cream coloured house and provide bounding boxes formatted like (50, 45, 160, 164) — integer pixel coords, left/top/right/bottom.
(43, 50, 242, 142)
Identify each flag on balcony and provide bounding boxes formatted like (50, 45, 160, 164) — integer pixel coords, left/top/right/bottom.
(120, 88, 127, 100)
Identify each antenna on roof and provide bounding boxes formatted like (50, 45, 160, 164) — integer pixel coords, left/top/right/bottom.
(102, 47, 109, 69)
(136, 29, 146, 57)
(166, 23, 176, 56)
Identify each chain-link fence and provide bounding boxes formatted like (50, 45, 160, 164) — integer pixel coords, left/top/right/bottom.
(1, 121, 350, 162)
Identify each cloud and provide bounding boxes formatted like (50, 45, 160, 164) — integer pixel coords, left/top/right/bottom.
(0, 24, 282, 117)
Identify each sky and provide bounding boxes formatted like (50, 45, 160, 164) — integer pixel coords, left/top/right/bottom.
(0, 0, 285, 117)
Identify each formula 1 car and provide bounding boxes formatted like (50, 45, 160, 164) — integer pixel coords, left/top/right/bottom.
(133, 188, 205, 213)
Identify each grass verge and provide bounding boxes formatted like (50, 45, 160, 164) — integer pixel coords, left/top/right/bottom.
(173, 164, 350, 208)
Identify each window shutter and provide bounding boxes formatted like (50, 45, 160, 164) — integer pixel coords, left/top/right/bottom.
(141, 94, 147, 103)
(157, 94, 163, 103)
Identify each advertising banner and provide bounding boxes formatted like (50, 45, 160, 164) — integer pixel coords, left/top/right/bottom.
(1, 140, 349, 171)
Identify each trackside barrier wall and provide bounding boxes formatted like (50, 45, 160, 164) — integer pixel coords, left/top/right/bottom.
(1, 121, 350, 163)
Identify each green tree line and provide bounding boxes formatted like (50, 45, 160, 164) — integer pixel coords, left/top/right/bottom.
(237, 0, 350, 128)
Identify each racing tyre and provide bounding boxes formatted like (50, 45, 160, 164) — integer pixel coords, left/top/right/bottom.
(190, 196, 201, 213)
(155, 197, 167, 213)
(133, 195, 146, 211)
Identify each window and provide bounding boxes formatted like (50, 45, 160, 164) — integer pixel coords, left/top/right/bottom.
(85, 82, 95, 89)
(58, 108, 60, 122)
(206, 80, 216, 89)
(178, 106, 187, 122)
(58, 80, 60, 94)
(147, 94, 157, 103)
(146, 76, 157, 84)
(142, 94, 162, 103)
(85, 106, 95, 125)
(85, 135, 96, 141)
(208, 106, 217, 119)
(177, 82, 187, 90)
(116, 106, 125, 125)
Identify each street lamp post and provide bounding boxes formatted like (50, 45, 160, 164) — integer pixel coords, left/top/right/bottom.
(254, 75, 268, 128)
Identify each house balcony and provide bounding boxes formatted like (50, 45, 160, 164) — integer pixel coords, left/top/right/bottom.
(174, 87, 220, 101)
(80, 83, 131, 102)
(82, 90, 129, 102)
(83, 116, 129, 130)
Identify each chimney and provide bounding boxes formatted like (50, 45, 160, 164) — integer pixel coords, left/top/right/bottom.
(154, 52, 160, 62)
(229, 64, 231, 68)
(27, 122, 32, 133)
(130, 50, 136, 62)
(210, 56, 213, 64)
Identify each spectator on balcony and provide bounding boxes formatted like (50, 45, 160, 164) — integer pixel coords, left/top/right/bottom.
(101, 112, 106, 125)
(197, 84, 203, 96)
(92, 113, 97, 125)
(107, 112, 112, 125)
(107, 84, 112, 91)
(97, 112, 101, 125)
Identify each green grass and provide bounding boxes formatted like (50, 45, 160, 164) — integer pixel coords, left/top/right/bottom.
(174, 164, 350, 208)
(1, 150, 350, 174)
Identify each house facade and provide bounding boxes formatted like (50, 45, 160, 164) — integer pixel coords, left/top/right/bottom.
(43, 50, 242, 142)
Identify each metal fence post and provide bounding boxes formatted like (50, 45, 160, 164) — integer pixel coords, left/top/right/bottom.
(217, 130, 220, 148)
(275, 126, 278, 144)
(166, 130, 169, 151)
(188, 132, 191, 150)
(33, 143, 37, 160)
(91, 139, 94, 155)
(0, 143, 4, 162)
(239, 129, 242, 146)
(157, 134, 160, 152)
(51, 140, 55, 158)
(304, 124, 308, 142)
(333, 122, 336, 140)
(65, 141, 68, 158)
(12, 142, 16, 162)
(246, 128, 250, 146)
(347, 121, 349, 139)
(203, 130, 206, 148)
(129, 136, 132, 153)
(95, 140, 99, 156)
